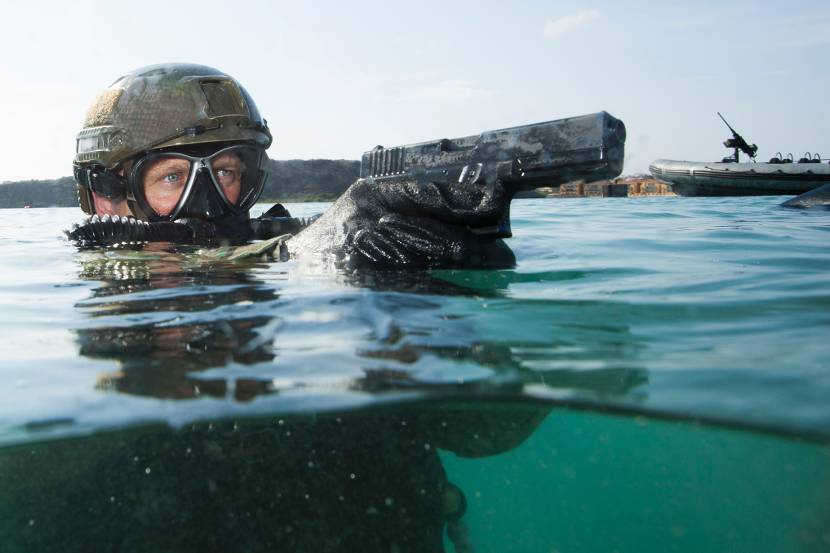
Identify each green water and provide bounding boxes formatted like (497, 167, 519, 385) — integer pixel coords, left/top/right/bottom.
(442, 409, 830, 552)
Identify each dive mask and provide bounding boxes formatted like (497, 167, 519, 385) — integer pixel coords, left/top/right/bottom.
(75, 144, 268, 222)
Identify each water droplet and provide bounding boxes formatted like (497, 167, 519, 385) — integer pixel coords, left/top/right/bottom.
(109, 496, 115, 503)
(424, 443, 431, 450)
(278, 419, 284, 426)
(28, 519, 35, 526)
(350, 473, 356, 480)
(145, 467, 151, 475)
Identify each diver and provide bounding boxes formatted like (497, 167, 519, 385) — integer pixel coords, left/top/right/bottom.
(52, 63, 552, 552)
(68, 63, 516, 269)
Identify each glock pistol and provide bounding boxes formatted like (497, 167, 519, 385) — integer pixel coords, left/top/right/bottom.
(359, 111, 626, 238)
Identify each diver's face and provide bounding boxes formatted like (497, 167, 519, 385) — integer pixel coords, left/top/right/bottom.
(140, 152, 243, 217)
(93, 192, 132, 217)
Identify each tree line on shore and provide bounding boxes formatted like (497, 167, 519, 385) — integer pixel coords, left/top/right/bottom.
(0, 159, 361, 208)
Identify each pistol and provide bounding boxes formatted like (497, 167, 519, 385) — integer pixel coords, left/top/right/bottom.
(359, 111, 626, 238)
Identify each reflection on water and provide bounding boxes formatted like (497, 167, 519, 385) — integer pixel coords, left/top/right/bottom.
(77, 252, 283, 400)
(71, 248, 649, 406)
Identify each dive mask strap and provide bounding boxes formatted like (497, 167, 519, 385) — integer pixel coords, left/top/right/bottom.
(73, 164, 129, 200)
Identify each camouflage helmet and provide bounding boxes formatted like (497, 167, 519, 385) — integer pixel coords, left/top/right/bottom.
(74, 63, 272, 214)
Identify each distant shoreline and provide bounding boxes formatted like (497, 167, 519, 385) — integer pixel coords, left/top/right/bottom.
(0, 161, 671, 209)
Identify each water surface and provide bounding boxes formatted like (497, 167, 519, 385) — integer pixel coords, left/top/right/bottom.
(0, 197, 827, 552)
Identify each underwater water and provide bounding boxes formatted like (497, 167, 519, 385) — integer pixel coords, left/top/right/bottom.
(0, 197, 828, 552)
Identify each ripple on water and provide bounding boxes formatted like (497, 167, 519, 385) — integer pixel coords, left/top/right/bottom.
(0, 198, 827, 445)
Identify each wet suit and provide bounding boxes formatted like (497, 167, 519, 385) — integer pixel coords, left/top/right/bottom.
(68, 177, 517, 269)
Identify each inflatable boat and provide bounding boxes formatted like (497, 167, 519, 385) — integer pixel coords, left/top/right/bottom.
(649, 157, 830, 197)
(649, 112, 830, 196)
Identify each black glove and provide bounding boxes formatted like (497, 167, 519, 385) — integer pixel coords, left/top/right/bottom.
(290, 178, 516, 269)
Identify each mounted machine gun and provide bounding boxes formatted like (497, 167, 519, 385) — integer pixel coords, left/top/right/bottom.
(718, 112, 758, 163)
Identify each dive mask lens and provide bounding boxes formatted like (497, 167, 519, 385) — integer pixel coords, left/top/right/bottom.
(207, 145, 265, 209)
(134, 154, 192, 218)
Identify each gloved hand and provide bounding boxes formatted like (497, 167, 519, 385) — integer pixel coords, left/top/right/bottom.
(288, 178, 516, 269)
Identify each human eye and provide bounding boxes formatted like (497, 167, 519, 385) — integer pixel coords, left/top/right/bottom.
(214, 166, 242, 190)
(162, 172, 184, 184)
(143, 158, 189, 189)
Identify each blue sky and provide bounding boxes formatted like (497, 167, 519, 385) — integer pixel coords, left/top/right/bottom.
(1, 0, 828, 181)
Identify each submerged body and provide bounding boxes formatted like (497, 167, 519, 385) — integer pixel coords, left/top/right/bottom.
(1, 408, 547, 553)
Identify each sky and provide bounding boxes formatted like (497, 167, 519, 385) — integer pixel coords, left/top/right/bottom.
(1, 0, 828, 182)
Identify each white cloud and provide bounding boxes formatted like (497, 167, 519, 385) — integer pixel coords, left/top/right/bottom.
(400, 80, 495, 102)
(543, 10, 601, 38)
